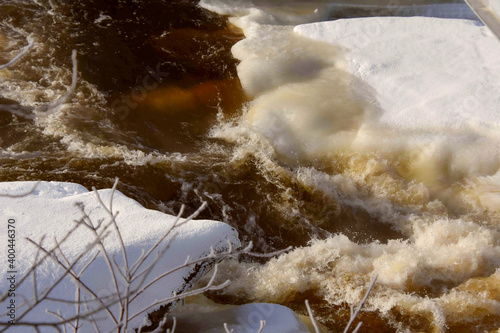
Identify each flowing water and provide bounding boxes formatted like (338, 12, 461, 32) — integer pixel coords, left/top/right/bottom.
(1, 0, 499, 332)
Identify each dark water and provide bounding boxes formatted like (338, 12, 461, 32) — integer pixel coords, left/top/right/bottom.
(0, 0, 395, 252)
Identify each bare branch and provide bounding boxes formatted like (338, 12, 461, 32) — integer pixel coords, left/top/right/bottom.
(83, 296, 101, 333)
(32, 235, 46, 305)
(257, 320, 266, 333)
(1, 180, 292, 332)
(41, 49, 78, 115)
(0, 221, 85, 304)
(305, 299, 319, 333)
(128, 264, 230, 322)
(343, 274, 378, 333)
(75, 203, 121, 324)
(166, 317, 176, 333)
(352, 322, 363, 333)
(46, 310, 70, 333)
(20, 233, 119, 325)
(0, 36, 35, 70)
(129, 240, 282, 304)
(92, 179, 132, 330)
(129, 204, 186, 277)
(224, 323, 234, 333)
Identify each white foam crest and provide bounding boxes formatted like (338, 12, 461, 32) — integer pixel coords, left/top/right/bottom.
(200, 0, 332, 29)
(210, 216, 500, 330)
(201, 4, 500, 328)
(0, 32, 158, 165)
(0, 148, 42, 159)
(56, 127, 187, 165)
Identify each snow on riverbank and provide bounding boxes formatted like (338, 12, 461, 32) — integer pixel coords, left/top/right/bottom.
(0, 181, 240, 331)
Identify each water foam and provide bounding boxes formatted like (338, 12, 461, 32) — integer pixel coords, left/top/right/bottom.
(201, 0, 500, 330)
(206, 0, 500, 204)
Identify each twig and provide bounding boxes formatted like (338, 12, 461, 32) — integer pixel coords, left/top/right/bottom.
(257, 320, 266, 333)
(128, 264, 229, 322)
(42, 49, 78, 115)
(224, 323, 234, 333)
(343, 274, 378, 333)
(83, 296, 101, 333)
(129, 204, 187, 277)
(46, 309, 70, 333)
(305, 300, 320, 333)
(167, 317, 176, 333)
(1, 180, 292, 332)
(32, 235, 46, 305)
(352, 322, 363, 333)
(92, 179, 131, 331)
(75, 203, 121, 325)
(129, 246, 233, 303)
(0, 36, 35, 70)
(18, 230, 119, 326)
(0, 219, 85, 304)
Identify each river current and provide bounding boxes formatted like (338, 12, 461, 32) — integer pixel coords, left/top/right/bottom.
(1, 0, 499, 332)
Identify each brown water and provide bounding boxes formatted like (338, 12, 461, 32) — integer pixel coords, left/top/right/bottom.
(1, 1, 500, 332)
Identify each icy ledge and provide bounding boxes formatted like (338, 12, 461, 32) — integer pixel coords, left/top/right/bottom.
(0, 181, 240, 332)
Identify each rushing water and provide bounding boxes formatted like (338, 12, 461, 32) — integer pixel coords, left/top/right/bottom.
(1, 0, 500, 332)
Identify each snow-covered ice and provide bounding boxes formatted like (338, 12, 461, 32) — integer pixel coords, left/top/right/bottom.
(172, 302, 312, 333)
(0, 181, 240, 331)
(294, 17, 500, 132)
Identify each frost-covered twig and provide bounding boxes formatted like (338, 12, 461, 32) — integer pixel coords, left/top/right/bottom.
(304, 274, 378, 333)
(343, 274, 378, 333)
(257, 320, 266, 333)
(305, 300, 320, 333)
(41, 49, 78, 115)
(128, 264, 229, 322)
(82, 296, 100, 333)
(224, 323, 234, 333)
(129, 240, 290, 305)
(0, 36, 34, 70)
(17, 232, 117, 324)
(0, 220, 85, 304)
(0, 36, 76, 118)
(91, 179, 130, 330)
(166, 316, 176, 333)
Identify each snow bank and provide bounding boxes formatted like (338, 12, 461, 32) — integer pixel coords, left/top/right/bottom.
(0, 181, 240, 332)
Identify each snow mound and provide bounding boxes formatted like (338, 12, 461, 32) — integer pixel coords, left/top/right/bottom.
(0, 181, 240, 332)
(173, 303, 312, 333)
